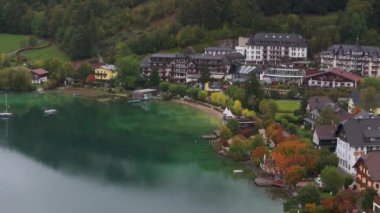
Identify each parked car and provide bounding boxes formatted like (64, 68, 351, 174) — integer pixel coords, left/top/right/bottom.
(314, 176, 323, 187)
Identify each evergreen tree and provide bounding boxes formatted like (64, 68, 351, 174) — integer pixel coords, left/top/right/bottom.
(149, 69, 160, 88)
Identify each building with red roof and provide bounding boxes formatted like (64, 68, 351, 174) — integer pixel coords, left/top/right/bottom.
(304, 68, 362, 88)
(31, 68, 49, 84)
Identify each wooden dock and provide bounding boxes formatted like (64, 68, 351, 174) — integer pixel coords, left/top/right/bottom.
(254, 177, 285, 188)
(202, 135, 218, 140)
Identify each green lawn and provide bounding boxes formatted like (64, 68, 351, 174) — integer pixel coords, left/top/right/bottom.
(0, 33, 27, 53)
(274, 100, 301, 113)
(23, 45, 70, 62)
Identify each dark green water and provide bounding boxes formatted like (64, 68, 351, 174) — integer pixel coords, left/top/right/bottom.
(0, 93, 282, 213)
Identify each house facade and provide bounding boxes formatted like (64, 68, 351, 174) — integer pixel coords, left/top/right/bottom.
(31, 68, 49, 84)
(354, 152, 380, 194)
(235, 33, 308, 65)
(320, 44, 380, 77)
(312, 125, 337, 151)
(304, 68, 362, 88)
(141, 51, 244, 83)
(336, 118, 380, 174)
(94, 64, 118, 81)
(204, 47, 236, 56)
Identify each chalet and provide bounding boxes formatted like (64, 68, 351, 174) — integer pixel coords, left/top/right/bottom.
(31, 68, 49, 84)
(354, 152, 380, 193)
(312, 124, 337, 151)
(336, 118, 380, 174)
(94, 64, 118, 81)
(304, 68, 362, 88)
(348, 90, 380, 115)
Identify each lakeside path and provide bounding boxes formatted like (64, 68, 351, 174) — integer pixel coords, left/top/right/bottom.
(172, 99, 223, 120)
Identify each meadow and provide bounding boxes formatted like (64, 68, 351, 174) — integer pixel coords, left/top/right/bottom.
(0, 33, 69, 61)
(0, 34, 27, 53)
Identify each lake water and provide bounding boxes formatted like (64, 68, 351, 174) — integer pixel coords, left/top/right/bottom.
(0, 93, 282, 213)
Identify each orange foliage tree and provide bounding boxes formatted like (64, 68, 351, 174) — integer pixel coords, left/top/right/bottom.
(271, 139, 318, 184)
(321, 190, 358, 213)
(251, 146, 268, 164)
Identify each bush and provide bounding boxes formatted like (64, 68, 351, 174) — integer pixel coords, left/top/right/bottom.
(297, 184, 321, 206)
(159, 82, 170, 92)
(187, 87, 201, 99)
(197, 90, 207, 101)
(344, 176, 353, 189)
(220, 126, 233, 140)
(227, 119, 240, 134)
(240, 128, 252, 139)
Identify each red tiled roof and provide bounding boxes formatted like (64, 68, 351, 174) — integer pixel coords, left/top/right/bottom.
(305, 68, 319, 76)
(330, 68, 362, 81)
(305, 68, 362, 82)
(31, 68, 49, 75)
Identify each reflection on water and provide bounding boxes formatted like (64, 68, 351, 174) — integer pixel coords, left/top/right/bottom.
(0, 94, 283, 213)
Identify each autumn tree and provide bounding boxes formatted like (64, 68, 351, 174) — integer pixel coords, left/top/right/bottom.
(220, 126, 233, 140)
(229, 137, 252, 161)
(232, 100, 243, 115)
(251, 146, 267, 164)
(272, 139, 318, 183)
(322, 190, 358, 213)
(242, 109, 255, 118)
(360, 86, 378, 111)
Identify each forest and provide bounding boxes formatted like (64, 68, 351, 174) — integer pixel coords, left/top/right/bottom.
(0, 0, 379, 61)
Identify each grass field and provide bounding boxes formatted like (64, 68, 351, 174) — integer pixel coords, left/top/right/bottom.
(274, 100, 301, 113)
(23, 45, 70, 61)
(0, 33, 27, 53)
(0, 33, 69, 61)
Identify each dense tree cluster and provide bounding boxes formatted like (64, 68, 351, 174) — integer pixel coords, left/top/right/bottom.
(0, 0, 379, 60)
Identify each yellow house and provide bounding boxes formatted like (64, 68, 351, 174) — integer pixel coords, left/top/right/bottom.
(95, 64, 118, 81)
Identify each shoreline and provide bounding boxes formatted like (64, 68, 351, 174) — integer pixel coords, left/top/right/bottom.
(171, 99, 223, 120)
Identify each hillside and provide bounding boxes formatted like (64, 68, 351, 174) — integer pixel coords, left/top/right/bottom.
(0, 0, 379, 61)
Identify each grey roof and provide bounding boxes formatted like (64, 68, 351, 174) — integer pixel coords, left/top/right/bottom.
(190, 54, 224, 61)
(247, 33, 307, 47)
(307, 96, 334, 111)
(205, 47, 235, 52)
(336, 118, 380, 146)
(151, 53, 186, 59)
(224, 52, 245, 61)
(324, 44, 380, 57)
(315, 125, 336, 140)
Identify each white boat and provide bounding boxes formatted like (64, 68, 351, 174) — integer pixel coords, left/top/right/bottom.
(44, 108, 57, 115)
(233, 170, 243, 173)
(0, 94, 13, 119)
